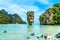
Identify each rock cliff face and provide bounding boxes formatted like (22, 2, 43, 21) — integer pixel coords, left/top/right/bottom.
(11, 14, 26, 24)
(40, 8, 54, 25)
(40, 3, 60, 25)
(27, 11, 34, 25)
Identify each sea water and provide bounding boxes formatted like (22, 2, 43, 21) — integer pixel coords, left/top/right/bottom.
(0, 24, 60, 40)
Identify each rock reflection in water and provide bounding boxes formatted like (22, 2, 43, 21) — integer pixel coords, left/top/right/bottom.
(27, 25, 35, 40)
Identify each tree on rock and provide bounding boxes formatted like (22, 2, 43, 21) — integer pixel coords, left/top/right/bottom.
(27, 11, 34, 25)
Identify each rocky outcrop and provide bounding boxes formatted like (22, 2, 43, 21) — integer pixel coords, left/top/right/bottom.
(0, 9, 26, 24)
(40, 8, 54, 25)
(40, 3, 60, 25)
(11, 13, 26, 24)
(27, 11, 34, 25)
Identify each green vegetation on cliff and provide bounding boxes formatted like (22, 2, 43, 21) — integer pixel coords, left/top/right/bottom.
(0, 9, 26, 24)
(27, 11, 34, 25)
(40, 3, 60, 25)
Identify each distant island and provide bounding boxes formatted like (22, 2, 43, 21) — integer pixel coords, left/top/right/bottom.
(0, 9, 26, 24)
(40, 3, 60, 25)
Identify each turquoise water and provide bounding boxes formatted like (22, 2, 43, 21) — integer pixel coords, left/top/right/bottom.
(0, 24, 60, 40)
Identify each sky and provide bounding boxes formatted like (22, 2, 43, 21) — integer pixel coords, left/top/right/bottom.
(0, 0, 60, 24)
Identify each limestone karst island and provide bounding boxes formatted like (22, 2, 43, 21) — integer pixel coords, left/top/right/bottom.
(40, 3, 60, 25)
(27, 11, 34, 25)
(0, 3, 60, 25)
(0, 9, 26, 24)
(0, 9, 34, 25)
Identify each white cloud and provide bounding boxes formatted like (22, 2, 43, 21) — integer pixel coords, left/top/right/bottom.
(21, 5, 40, 12)
(0, 7, 6, 10)
(9, 4, 27, 14)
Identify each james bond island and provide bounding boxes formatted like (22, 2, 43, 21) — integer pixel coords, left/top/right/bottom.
(40, 3, 60, 25)
(27, 11, 34, 25)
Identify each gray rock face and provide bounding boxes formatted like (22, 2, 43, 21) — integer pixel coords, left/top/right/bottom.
(40, 3, 60, 25)
(40, 8, 54, 25)
(27, 11, 34, 25)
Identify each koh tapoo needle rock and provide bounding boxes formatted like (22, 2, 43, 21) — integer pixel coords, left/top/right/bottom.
(27, 11, 34, 25)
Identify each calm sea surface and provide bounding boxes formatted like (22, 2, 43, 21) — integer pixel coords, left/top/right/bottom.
(0, 24, 60, 40)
